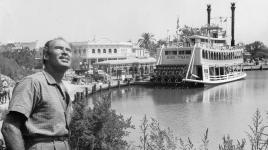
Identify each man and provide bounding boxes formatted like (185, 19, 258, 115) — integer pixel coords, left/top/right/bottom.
(1, 37, 73, 150)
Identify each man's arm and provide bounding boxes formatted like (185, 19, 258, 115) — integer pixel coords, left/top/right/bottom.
(1, 111, 27, 150)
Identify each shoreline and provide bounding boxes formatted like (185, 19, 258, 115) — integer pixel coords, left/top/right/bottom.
(243, 64, 268, 71)
(69, 67, 268, 100)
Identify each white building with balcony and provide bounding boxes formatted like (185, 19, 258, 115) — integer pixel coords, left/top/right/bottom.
(71, 39, 150, 70)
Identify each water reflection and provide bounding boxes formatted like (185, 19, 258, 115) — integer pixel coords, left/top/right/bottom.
(87, 71, 268, 149)
(107, 78, 246, 105)
(202, 79, 245, 103)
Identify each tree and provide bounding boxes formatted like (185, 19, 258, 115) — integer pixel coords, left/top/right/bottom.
(245, 41, 267, 58)
(138, 33, 155, 50)
(70, 93, 134, 150)
(156, 39, 167, 48)
(246, 109, 268, 150)
(0, 54, 33, 81)
(138, 33, 158, 57)
(1, 46, 36, 69)
(0, 43, 15, 53)
(71, 56, 83, 70)
(179, 25, 203, 42)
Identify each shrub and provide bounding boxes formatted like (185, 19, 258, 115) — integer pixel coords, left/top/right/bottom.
(70, 92, 134, 150)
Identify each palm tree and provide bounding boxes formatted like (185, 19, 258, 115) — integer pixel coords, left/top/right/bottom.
(138, 33, 155, 50)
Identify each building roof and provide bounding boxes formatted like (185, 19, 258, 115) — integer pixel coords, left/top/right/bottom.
(189, 35, 226, 41)
(71, 40, 132, 47)
(12, 41, 38, 50)
(94, 57, 156, 65)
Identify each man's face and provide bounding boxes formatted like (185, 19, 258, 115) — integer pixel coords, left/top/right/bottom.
(45, 39, 72, 71)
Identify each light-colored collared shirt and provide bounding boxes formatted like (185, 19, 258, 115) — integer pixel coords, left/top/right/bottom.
(8, 71, 72, 138)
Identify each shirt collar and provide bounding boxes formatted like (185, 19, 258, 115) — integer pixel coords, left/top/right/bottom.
(42, 70, 57, 85)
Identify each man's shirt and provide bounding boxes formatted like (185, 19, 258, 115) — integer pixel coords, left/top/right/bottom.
(8, 71, 72, 138)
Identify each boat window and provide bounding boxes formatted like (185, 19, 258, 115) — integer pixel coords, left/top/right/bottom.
(191, 39, 195, 44)
(165, 51, 170, 55)
(220, 53, 223, 60)
(178, 51, 185, 55)
(201, 39, 205, 42)
(215, 67, 220, 76)
(172, 51, 177, 55)
(185, 50, 191, 55)
(202, 50, 207, 59)
(209, 67, 215, 76)
(220, 67, 225, 75)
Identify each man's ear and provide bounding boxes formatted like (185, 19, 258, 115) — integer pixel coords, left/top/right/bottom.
(43, 47, 49, 60)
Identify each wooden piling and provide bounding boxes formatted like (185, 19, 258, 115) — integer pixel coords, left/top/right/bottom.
(117, 80, 120, 88)
(80, 92, 84, 100)
(74, 92, 77, 101)
(85, 87, 88, 97)
(77, 92, 81, 101)
(92, 84, 96, 94)
(108, 81, 111, 90)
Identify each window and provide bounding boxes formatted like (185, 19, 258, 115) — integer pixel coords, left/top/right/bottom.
(179, 51, 185, 55)
(103, 49, 106, 53)
(74, 50, 77, 54)
(185, 50, 191, 55)
(109, 49, 112, 53)
(98, 49, 101, 53)
(172, 51, 177, 55)
(83, 49, 86, 54)
(114, 49, 117, 53)
(92, 49, 95, 53)
(165, 51, 168, 55)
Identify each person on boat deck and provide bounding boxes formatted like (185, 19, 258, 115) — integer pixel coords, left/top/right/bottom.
(1, 37, 73, 150)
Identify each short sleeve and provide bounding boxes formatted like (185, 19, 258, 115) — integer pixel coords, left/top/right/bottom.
(8, 77, 39, 118)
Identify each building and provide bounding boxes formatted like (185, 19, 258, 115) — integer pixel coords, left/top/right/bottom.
(12, 41, 39, 51)
(94, 57, 156, 78)
(71, 39, 151, 70)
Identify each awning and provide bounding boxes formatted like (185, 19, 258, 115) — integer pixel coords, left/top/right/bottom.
(94, 57, 156, 65)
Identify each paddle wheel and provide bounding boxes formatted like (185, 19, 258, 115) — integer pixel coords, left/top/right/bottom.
(151, 65, 188, 84)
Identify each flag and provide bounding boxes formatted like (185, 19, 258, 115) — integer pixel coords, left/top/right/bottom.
(176, 17, 180, 29)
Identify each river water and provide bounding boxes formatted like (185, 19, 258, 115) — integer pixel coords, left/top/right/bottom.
(88, 71, 268, 149)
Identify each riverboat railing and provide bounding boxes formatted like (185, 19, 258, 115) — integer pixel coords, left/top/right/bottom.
(209, 71, 244, 81)
(198, 43, 244, 51)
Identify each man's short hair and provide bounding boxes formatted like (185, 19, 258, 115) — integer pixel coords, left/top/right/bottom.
(43, 37, 71, 66)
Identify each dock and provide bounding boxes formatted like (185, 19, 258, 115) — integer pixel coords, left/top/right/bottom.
(243, 64, 268, 71)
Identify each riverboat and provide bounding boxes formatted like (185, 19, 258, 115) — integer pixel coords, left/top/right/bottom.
(152, 3, 246, 86)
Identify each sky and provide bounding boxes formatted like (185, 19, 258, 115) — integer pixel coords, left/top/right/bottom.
(0, 0, 268, 46)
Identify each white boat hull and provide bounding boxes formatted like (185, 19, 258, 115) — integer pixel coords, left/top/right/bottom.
(183, 72, 247, 85)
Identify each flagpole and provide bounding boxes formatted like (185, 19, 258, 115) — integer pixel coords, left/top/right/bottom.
(176, 16, 180, 44)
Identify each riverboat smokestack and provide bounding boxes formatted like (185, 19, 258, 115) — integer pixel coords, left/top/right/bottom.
(207, 4, 211, 26)
(231, 3, 235, 46)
